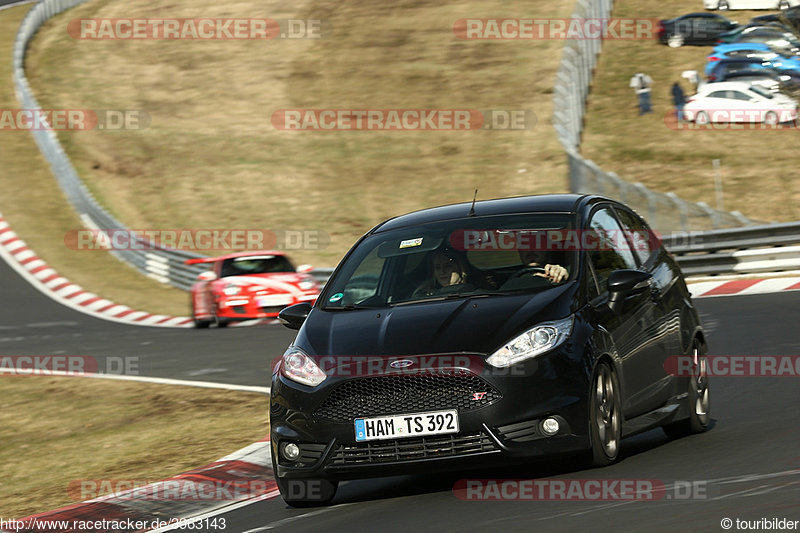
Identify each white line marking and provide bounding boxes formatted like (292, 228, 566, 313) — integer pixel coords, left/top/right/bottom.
(0, 369, 270, 393)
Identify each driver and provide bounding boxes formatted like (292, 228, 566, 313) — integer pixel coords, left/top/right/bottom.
(519, 250, 569, 283)
(413, 249, 473, 297)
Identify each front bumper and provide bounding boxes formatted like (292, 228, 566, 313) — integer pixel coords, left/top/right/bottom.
(270, 347, 593, 481)
(216, 293, 317, 319)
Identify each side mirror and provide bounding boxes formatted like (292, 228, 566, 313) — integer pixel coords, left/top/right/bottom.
(278, 302, 312, 330)
(197, 271, 217, 281)
(296, 264, 313, 273)
(607, 270, 652, 313)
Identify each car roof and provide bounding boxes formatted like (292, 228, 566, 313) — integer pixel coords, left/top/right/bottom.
(700, 81, 761, 90)
(714, 43, 771, 50)
(185, 250, 287, 265)
(371, 194, 605, 233)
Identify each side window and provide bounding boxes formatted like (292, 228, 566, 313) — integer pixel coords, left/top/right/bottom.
(587, 207, 638, 291)
(613, 208, 660, 267)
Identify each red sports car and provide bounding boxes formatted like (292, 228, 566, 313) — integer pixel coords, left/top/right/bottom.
(185, 251, 320, 328)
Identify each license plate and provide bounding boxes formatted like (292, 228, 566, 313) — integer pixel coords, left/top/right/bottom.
(354, 410, 459, 442)
(256, 295, 292, 307)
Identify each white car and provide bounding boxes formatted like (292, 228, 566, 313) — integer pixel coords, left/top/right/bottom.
(683, 81, 798, 124)
(704, 0, 800, 10)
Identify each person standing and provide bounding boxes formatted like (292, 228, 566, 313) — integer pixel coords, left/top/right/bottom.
(672, 81, 686, 122)
(629, 72, 653, 115)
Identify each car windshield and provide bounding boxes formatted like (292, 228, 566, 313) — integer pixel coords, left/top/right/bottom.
(220, 255, 295, 277)
(321, 214, 577, 309)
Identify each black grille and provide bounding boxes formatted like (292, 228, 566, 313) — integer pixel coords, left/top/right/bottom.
(314, 373, 501, 422)
(331, 433, 497, 465)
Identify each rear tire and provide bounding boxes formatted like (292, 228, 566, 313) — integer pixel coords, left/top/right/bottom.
(695, 111, 710, 125)
(588, 361, 622, 467)
(718, 0, 729, 9)
(663, 341, 710, 438)
(764, 111, 778, 125)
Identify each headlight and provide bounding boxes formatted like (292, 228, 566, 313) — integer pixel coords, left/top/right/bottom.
(281, 347, 326, 387)
(299, 280, 316, 290)
(222, 283, 242, 296)
(486, 316, 573, 368)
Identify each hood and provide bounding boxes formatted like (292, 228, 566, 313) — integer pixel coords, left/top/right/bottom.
(298, 282, 578, 357)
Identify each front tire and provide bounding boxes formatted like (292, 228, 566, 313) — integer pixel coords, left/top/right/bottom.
(589, 361, 622, 466)
(718, 0, 729, 9)
(667, 34, 685, 48)
(664, 342, 710, 438)
(695, 111, 710, 125)
(191, 299, 211, 329)
(764, 111, 778, 125)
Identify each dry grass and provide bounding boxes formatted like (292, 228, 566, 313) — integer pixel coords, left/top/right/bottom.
(581, 0, 800, 222)
(0, 5, 188, 316)
(21, 0, 571, 274)
(0, 376, 268, 519)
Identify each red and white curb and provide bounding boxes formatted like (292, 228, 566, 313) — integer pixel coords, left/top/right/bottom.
(0, 215, 194, 327)
(7, 437, 278, 533)
(687, 275, 800, 298)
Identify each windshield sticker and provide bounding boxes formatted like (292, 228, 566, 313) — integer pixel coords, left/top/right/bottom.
(399, 237, 423, 249)
(329, 292, 344, 302)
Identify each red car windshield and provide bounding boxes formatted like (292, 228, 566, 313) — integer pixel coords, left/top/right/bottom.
(220, 255, 295, 277)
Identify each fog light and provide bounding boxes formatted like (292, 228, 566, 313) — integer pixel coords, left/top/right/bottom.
(282, 442, 301, 461)
(541, 417, 560, 436)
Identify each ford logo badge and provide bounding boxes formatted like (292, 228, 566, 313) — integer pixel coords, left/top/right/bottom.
(390, 359, 414, 369)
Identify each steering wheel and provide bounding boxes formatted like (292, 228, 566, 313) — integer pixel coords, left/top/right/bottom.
(507, 266, 548, 281)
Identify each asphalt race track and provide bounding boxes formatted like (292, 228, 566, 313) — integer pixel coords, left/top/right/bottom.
(2, 256, 799, 532)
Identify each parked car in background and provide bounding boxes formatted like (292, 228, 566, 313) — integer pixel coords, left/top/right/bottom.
(704, 0, 800, 10)
(707, 56, 800, 82)
(270, 194, 710, 506)
(658, 13, 739, 47)
(716, 25, 800, 49)
(683, 80, 798, 123)
(186, 251, 319, 327)
(706, 66, 800, 94)
(706, 45, 800, 75)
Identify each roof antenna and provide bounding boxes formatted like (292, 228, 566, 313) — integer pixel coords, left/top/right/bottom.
(468, 189, 478, 217)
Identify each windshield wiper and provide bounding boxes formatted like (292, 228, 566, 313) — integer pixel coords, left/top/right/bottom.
(393, 293, 490, 306)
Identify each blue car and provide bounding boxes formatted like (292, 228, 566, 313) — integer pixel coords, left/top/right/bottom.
(706, 43, 800, 75)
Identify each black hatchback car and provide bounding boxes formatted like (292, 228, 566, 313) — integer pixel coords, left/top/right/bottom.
(658, 12, 738, 47)
(270, 195, 710, 506)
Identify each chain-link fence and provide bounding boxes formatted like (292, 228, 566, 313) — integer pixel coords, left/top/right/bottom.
(552, 0, 758, 232)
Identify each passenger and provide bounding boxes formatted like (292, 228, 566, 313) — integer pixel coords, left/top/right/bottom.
(413, 249, 474, 297)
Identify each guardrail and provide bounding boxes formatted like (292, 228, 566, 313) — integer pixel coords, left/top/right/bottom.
(552, 0, 760, 232)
